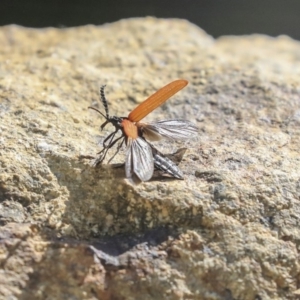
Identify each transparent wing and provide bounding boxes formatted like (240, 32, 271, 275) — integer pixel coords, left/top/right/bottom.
(153, 152, 184, 179)
(138, 119, 198, 141)
(125, 140, 133, 179)
(125, 137, 154, 181)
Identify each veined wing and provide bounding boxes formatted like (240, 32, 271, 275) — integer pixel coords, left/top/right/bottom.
(138, 119, 198, 141)
(125, 137, 154, 181)
(153, 152, 184, 179)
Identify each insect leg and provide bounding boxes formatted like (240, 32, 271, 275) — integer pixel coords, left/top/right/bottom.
(102, 129, 119, 148)
(107, 137, 125, 163)
(95, 134, 124, 165)
(94, 131, 117, 165)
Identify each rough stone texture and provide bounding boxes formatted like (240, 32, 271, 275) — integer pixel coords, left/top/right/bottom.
(0, 17, 300, 300)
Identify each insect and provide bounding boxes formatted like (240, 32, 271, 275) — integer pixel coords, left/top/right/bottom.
(89, 80, 198, 181)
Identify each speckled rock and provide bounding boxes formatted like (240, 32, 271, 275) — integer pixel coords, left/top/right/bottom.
(0, 18, 300, 300)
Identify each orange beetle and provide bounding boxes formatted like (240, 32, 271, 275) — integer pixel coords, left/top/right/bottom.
(89, 80, 197, 181)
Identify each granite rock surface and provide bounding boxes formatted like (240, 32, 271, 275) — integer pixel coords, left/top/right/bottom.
(0, 18, 300, 300)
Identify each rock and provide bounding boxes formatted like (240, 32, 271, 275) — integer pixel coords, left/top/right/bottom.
(0, 17, 300, 299)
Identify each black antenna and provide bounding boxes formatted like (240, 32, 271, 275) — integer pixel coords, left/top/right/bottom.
(100, 85, 109, 118)
(88, 85, 110, 122)
(88, 106, 107, 119)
